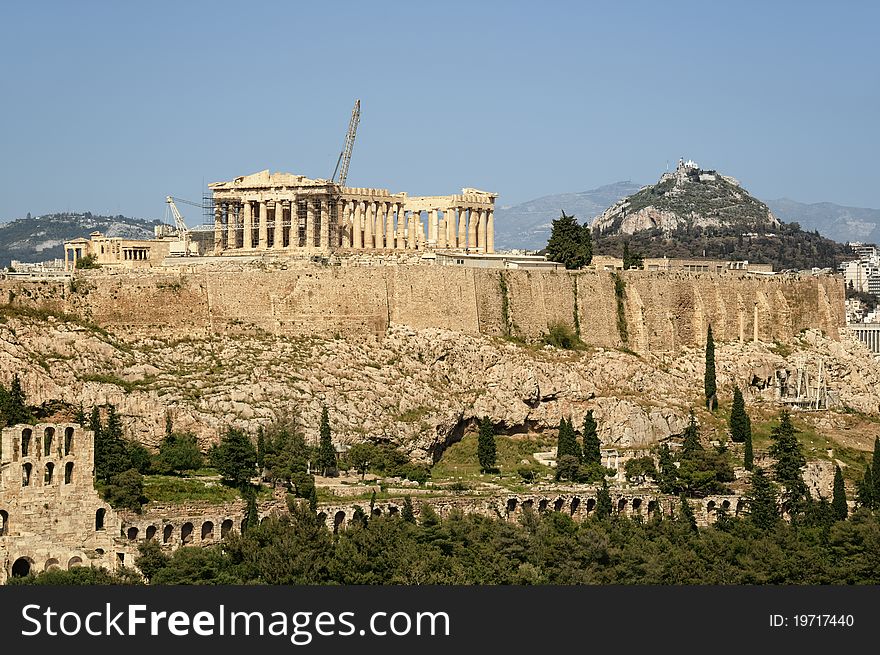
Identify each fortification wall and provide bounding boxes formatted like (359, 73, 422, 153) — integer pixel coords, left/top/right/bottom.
(0, 267, 845, 351)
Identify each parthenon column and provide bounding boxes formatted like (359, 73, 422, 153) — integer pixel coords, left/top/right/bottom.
(213, 205, 223, 253)
(446, 208, 457, 248)
(428, 209, 438, 247)
(243, 201, 253, 249)
(227, 203, 237, 250)
(374, 202, 385, 249)
(353, 201, 363, 249)
(477, 209, 487, 253)
(335, 198, 345, 248)
(320, 199, 330, 250)
(438, 214, 447, 249)
(258, 201, 268, 249)
(364, 202, 375, 249)
(486, 209, 495, 253)
(457, 208, 467, 249)
(468, 207, 478, 251)
(274, 202, 286, 250)
(395, 204, 405, 249)
(385, 202, 395, 249)
(306, 199, 315, 248)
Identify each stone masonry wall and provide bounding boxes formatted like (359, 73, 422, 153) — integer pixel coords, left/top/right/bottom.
(0, 267, 844, 352)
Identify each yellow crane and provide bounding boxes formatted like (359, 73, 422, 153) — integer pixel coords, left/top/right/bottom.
(164, 196, 200, 256)
(331, 99, 360, 186)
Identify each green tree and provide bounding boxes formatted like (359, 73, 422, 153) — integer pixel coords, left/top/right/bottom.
(624, 456, 657, 484)
(5, 374, 32, 425)
(555, 417, 580, 463)
(347, 442, 376, 480)
(681, 411, 702, 454)
(102, 469, 147, 512)
(264, 427, 309, 486)
(704, 325, 718, 410)
(135, 540, 170, 583)
(317, 406, 337, 477)
(622, 242, 644, 270)
(729, 387, 750, 443)
(857, 464, 874, 509)
(746, 467, 779, 531)
(477, 416, 497, 473)
(873, 437, 880, 508)
(657, 443, 679, 494)
(556, 454, 581, 482)
(595, 479, 612, 519)
(545, 210, 592, 269)
(582, 410, 601, 466)
(767, 410, 808, 515)
(256, 427, 266, 471)
(679, 495, 698, 533)
(832, 465, 848, 521)
(743, 425, 754, 471)
(210, 427, 257, 488)
(401, 496, 416, 523)
(243, 487, 259, 534)
(164, 411, 173, 438)
(154, 432, 203, 475)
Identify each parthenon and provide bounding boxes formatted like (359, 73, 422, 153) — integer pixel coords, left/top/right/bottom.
(209, 170, 497, 255)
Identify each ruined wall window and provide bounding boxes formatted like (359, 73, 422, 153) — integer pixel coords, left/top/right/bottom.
(95, 508, 106, 531)
(127, 527, 139, 541)
(44, 427, 55, 456)
(11, 557, 32, 578)
(181, 522, 193, 543)
(21, 428, 32, 457)
(220, 519, 233, 538)
(201, 521, 214, 541)
(22, 463, 32, 487)
(163, 524, 173, 544)
(0, 509, 8, 536)
(64, 462, 74, 484)
(44, 462, 54, 484)
(64, 427, 74, 455)
(67, 557, 82, 570)
(145, 525, 156, 540)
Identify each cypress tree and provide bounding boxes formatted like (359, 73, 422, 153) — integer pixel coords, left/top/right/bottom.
(832, 465, 848, 520)
(768, 410, 808, 516)
(679, 495, 698, 533)
(657, 443, 678, 494)
(8, 374, 31, 425)
(743, 425, 754, 471)
(872, 438, 880, 508)
(856, 465, 874, 510)
(164, 411, 173, 438)
(243, 488, 259, 534)
(595, 479, 612, 519)
(477, 416, 497, 473)
(317, 405, 337, 477)
(746, 467, 779, 531)
(582, 410, 601, 465)
(704, 325, 717, 410)
(681, 411, 702, 455)
(555, 417, 579, 462)
(256, 427, 266, 470)
(729, 387, 750, 443)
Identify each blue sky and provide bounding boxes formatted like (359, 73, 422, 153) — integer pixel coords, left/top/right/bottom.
(1, 1, 878, 221)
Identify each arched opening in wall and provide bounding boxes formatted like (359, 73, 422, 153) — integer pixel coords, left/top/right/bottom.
(201, 521, 214, 541)
(506, 498, 518, 515)
(647, 500, 658, 515)
(67, 557, 82, 570)
(95, 509, 106, 531)
(221, 519, 233, 538)
(21, 428, 32, 457)
(553, 497, 565, 512)
(387, 506, 399, 516)
(521, 499, 534, 511)
(163, 524, 173, 544)
(538, 499, 549, 512)
(44, 462, 54, 485)
(0, 509, 8, 536)
(632, 498, 642, 513)
(586, 498, 596, 514)
(721, 499, 731, 512)
(44, 558, 60, 572)
(570, 497, 581, 515)
(735, 499, 745, 516)
(95, 549, 104, 556)
(706, 500, 716, 520)
(22, 463, 32, 487)
(617, 498, 628, 514)
(11, 557, 32, 578)
(181, 522, 193, 544)
(64, 462, 74, 484)
(333, 511, 345, 534)
(64, 427, 74, 455)
(371, 507, 381, 517)
(145, 525, 156, 541)
(315, 511, 327, 525)
(127, 527, 139, 541)
(44, 427, 55, 456)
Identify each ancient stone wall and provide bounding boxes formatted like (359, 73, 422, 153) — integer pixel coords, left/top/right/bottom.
(0, 267, 844, 353)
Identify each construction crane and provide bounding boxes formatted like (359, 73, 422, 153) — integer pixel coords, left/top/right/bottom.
(163, 196, 200, 256)
(331, 99, 360, 186)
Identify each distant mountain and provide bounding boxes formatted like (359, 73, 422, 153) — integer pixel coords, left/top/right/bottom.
(764, 198, 880, 245)
(493, 181, 642, 250)
(0, 212, 161, 268)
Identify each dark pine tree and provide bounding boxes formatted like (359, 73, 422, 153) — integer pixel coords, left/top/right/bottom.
(545, 211, 592, 269)
(256, 427, 266, 471)
(596, 479, 612, 519)
(857, 464, 875, 510)
(582, 410, 601, 466)
(679, 495, 698, 533)
(555, 417, 580, 462)
(243, 488, 259, 534)
(164, 411, 173, 438)
(317, 405, 337, 477)
(873, 437, 880, 508)
(743, 426, 754, 471)
(657, 443, 679, 494)
(704, 325, 718, 410)
(477, 416, 497, 473)
(746, 467, 779, 531)
(832, 465, 848, 520)
(401, 496, 416, 523)
(681, 411, 702, 455)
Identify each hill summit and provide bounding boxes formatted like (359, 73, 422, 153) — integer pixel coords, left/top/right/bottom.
(592, 158, 781, 236)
